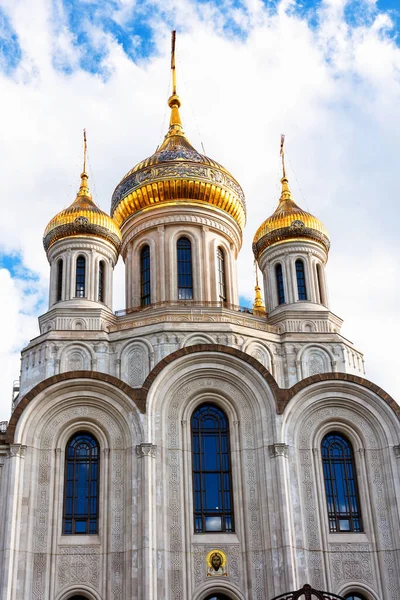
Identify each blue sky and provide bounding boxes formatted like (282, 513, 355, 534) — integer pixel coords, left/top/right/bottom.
(0, 0, 399, 418)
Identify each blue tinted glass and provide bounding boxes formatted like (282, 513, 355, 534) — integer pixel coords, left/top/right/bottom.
(322, 433, 362, 533)
(295, 259, 307, 300)
(275, 263, 285, 304)
(191, 404, 234, 533)
(76, 256, 86, 298)
(63, 432, 99, 535)
(177, 238, 193, 300)
(141, 245, 151, 306)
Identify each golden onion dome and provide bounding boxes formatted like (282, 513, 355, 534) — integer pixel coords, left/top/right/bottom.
(111, 33, 246, 230)
(43, 133, 122, 253)
(252, 176, 330, 259)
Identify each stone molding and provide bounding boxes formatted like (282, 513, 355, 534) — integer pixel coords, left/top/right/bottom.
(268, 443, 289, 458)
(394, 445, 400, 458)
(136, 443, 157, 458)
(3, 348, 399, 445)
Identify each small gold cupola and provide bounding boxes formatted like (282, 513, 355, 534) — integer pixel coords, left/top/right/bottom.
(43, 131, 122, 253)
(252, 264, 266, 316)
(111, 31, 246, 232)
(252, 136, 330, 260)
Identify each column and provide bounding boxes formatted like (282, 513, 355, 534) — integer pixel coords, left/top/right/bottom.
(136, 443, 157, 600)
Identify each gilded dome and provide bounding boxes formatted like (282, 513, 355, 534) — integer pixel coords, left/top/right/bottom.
(111, 50, 246, 230)
(252, 176, 330, 259)
(44, 156, 122, 253)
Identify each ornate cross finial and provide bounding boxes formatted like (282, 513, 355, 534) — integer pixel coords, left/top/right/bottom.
(171, 30, 177, 95)
(83, 128, 88, 174)
(280, 133, 286, 179)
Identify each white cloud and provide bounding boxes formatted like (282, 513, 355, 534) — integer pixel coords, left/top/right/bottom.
(0, 0, 399, 419)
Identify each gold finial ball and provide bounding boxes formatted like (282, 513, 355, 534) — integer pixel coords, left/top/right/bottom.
(168, 94, 181, 108)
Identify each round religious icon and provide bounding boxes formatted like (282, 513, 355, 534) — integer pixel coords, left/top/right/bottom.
(206, 549, 227, 577)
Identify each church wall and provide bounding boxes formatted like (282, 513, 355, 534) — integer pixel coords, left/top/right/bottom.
(0, 381, 143, 600)
(283, 383, 400, 600)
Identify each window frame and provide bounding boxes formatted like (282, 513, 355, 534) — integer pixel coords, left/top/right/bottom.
(98, 260, 105, 303)
(63, 431, 100, 535)
(56, 258, 63, 302)
(295, 258, 307, 301)
(216, 246, 227, 302)
(177, 237, 193, 300)
(321, 431, 363, 534)
(140, 244, 151, 306)
(75, 255, 86, 298)
(275, 262, 285, 305)
(191, 403, 235, 534)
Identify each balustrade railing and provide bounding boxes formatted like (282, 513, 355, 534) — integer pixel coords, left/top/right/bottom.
(115, 299, 257, 317)
(271, 584, 345, 600)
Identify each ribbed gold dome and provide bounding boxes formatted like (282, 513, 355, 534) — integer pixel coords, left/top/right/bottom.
(44, 138, 122, 253)
(252, 176, 330, 259)
(111, 34, 246, 230)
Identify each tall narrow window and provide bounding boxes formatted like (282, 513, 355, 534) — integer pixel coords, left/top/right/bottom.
(177, 237, 193, 300)
(217, 247, 227, 302)
(275, 263, 285, 305)
(75, 255, 86, 298)
(322, 432, 362, 533)
(295, 259, 307, 300)
(140, 245, 151, 306)
(192, 404, 234, 533)
(56, 259, 63, 302)
(63, 432, 99, 535)
(98, 261, 105, 303)
(316, 263, 325, 305)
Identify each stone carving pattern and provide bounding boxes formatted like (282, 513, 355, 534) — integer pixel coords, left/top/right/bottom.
(167, 378, 264, 599)
(58, 546, 100, 590)
(298, 407, 393, 595)
(111, 450, 124, 599)
(193, 544, 240, 586)
(367, 449, 397, 599)
(307, 354, 325, 376)
(329, 544, 373, 587)
(33, 407, 124, 598)
(128, 346, 146, 387)
(68, 351, 84, 371)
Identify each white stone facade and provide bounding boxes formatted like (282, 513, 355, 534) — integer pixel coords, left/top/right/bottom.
(0, 105, 399, 600)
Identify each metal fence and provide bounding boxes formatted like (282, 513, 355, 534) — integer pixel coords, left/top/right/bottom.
(271, 584, 346, 600)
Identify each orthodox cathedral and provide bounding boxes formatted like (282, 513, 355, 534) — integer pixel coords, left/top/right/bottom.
(0, 33, 399, 600)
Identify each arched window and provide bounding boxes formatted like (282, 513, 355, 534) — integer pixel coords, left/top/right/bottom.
(75, 255, 86, 298)
(322, 432, 362, 533)
(295, 259, 307, 300)
(98, 260, 105, 303)
(217, 247, 227, 302)
(205, 595, 232, 600)
(177, 237, 193, 300)
(63, 432, 99, 534)
(69, 597, 89, 600)
(316, 263, 325, 305)
(191, 404, 234, 533)
(56, 258, 63, 302)
(275, 263, 285, 305)
(344, 595, 368, 600)
(140, 245, 151, 306)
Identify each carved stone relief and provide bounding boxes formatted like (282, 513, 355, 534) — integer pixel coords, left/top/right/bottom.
(167, 377, 265, 600)
(58, 546, 100, 590)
